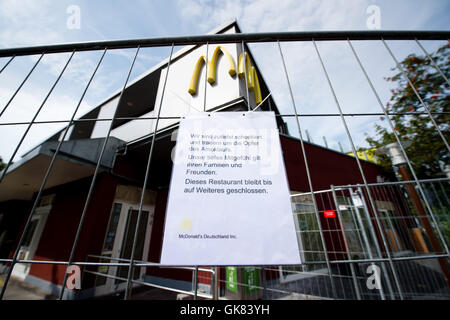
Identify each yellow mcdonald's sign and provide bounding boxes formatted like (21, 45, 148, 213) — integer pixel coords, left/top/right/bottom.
(188, 45, 262, 105)
(238, 52, 262, 105)
(347, 148, 380, 164)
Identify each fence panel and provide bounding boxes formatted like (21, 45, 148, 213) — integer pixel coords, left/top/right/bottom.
(0, 30, 449, 300)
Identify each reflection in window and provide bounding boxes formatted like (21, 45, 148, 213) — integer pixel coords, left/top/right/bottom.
(103, 203, 122, 252)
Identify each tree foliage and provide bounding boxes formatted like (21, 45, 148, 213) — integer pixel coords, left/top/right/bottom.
(0, 156, 5, 171)
(366, 43, 450, 178)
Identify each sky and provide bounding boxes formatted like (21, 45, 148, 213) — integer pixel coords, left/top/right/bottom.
(0, 0, 449, 163)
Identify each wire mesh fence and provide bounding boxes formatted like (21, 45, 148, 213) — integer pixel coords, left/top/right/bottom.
(0, 28, 449, 300)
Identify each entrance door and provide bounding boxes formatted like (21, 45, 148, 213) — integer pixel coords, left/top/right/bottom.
(95, 202, 154, 296)
(12, 195, 54, 279)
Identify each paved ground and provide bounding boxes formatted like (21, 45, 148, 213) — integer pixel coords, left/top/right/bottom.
(4, 260, 448, 300)
(0, 273, 187, 300)
(0, 274, 56, 300)
(89, 286, 182, 300)
(130, 288, 183, 300)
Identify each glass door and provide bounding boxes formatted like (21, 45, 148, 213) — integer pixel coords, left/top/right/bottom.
(94, 203, 122, 291)
(114, 208, 150, 287)
(95, 202, 153, 295)
(13, 195, 53, 279)
(13, 208, 51, 279)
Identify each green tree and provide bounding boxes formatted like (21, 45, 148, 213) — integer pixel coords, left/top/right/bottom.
(0, 156, 5, 171)
(366, 43, 450, 179)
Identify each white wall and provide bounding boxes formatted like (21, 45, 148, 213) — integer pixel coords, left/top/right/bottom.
(110, 109, 156, 142)
(90, 97, 118, 139)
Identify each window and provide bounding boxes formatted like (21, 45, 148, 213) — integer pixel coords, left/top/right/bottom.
(279, 193, 328, 283)
(103, 203, 122, 252)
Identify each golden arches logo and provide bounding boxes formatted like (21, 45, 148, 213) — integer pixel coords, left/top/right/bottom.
(238, 52, 262, 105)
(178, 218, 192, 232)
(188, 46, 262, 105)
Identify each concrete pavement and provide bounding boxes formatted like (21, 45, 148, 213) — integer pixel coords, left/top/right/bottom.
(0, 274, 56, 300)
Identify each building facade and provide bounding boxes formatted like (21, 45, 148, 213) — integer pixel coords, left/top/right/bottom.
(0, 21, 418, 300)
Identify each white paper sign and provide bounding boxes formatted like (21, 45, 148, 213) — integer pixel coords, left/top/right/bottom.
(160, 111, 301, 265)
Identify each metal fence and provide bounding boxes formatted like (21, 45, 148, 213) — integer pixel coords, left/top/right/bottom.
(0, 29, 449, 300)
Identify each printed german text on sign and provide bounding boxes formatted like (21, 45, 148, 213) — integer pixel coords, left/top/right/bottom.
(160, 112, 301, 265)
